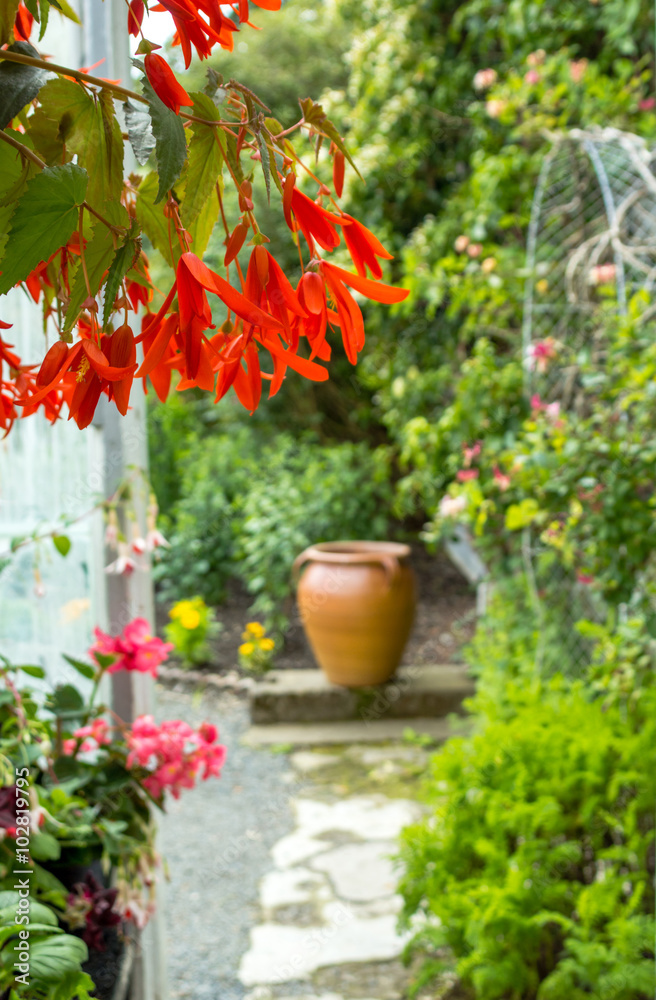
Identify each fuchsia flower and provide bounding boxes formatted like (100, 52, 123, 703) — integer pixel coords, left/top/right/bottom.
(526, 337, 559, 373)
(462, 441, 482, 467)
(126, 715, 227, 800)
(531, 394, 561, 420)
(105, 542, 137, 576)
(473, 68, 497, 90)
(90, 618, 173, 678)
(569, 59, 587, 83)
(493, 466, 511, 491)
(590, 263, 616, 286)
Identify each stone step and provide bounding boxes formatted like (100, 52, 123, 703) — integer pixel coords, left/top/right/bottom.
(249, 665, 475, 726)
(243, 715, 470, 747)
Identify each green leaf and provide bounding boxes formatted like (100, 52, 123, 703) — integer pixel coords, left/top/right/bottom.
(29, 831, 61, 861)
(0, 163, 87, 295)
(124, 98, 155, 166)
(135, 171, 176, 268)
(0, 0, 19, 45)
(298, 96, 362, 179)
(64, 203, 129, 331)
(102, 229, 141, 328)
(142, 77, 187, 204)
(180, 92, 224, 225)
(52, 534, 71, 557)
(505, 499, 540, 531)
(17, 664, 46, 678)
(27, 79, 123, 209)
(62, 654, 96, 680)
(49, 682, 84, 715)
(0, 129, 39, 258)
(0, 42, 52, 129)
(30, 934, 88, 984)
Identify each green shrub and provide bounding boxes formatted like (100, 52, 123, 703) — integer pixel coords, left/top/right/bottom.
(397, 680, 656, 1000)
(155, 432, 393, 624)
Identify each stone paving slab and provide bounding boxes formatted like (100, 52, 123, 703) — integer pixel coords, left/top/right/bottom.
(243, 716, 457, 747)
(250, 665, 474, 725)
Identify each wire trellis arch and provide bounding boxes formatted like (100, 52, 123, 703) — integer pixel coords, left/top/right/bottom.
(521, 128, 656, 668)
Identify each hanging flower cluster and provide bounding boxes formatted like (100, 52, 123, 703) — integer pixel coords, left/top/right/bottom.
(126, 716, 226, 799)
(0, 0, 408, 434)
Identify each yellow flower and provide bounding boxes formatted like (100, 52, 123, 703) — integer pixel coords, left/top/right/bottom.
(239, 642, 255, 656)
(179, 609, 201, 630)
(245, 622, 265, 638)
(259, 638, 275, 651)
(170, 599, 193, 621)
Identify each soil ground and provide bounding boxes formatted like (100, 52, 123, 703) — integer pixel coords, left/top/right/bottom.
(155, 545, 477, 676)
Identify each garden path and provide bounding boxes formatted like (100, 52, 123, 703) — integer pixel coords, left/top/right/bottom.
(156, 686, 429, 1000)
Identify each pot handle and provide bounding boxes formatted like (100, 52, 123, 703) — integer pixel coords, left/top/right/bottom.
(292, 549, 401, 588)
(292, 550, 312, 584)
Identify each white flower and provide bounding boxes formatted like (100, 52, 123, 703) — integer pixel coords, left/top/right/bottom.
(439, 495, 467, 518)
(146, 529, 170, 551)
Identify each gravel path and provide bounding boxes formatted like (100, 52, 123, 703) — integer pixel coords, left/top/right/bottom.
(155, 687, 294, 1000)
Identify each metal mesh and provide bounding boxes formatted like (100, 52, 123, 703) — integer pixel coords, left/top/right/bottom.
(521, 128, 656, 668)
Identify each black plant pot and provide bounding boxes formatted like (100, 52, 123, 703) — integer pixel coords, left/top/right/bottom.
(42, 849, 135, 1000)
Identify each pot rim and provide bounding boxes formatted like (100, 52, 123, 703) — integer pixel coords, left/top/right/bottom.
(298, 540, 412, 565)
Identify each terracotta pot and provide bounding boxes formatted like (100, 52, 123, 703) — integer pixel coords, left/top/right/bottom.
(294, 541, 417, 687)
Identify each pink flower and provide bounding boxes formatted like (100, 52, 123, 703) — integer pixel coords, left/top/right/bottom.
(481, 256, 497, 274)
(89, 618, 173, 678)
(531, 395, 561, 421)
(454, 235, 470, 253)
(146, 529, 170, 551)
(485, 99, 507, 119)
(462, 441, 482, 467)
(131, 536, 148, 555)
(457, 469, 479, 482)
(467, 242, 483, 258)
(526, 337, 559, 373)
(63, 718, 112, 756)
(589, 263, 616, 285)
(126, 715, 226, 800)
(473, 68, 497, 90)
(105, 543, 137, 576)
(493, 466, 511, 491)
(639, 97, 656, 112)
(527, 49, 546, 67)
(524, 69, 541, 85)
(577, 573, 595, 585)
(569, 59, 587, 83)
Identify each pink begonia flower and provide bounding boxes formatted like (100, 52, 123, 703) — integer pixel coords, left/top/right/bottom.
(569, 59, 587, 83)
(590, 263, 616, 285)
(526, 337, 559, 373)
(467, 242, 483, 258)
(126, 715, 227, 800)
(462, 441, 482, 467)
(493, 466, 511, 491)
(527, 49, 546, 67)
(473, 68, 497, 90)
(89, 618, 173, 678)
(454, 235, 470, 253)
(457, 469, 479, 482)
(639, 97, 656, 111)
(524, 69, 541, 85)
(63, 718, 112, 756)
(439, 494, 467, 518)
